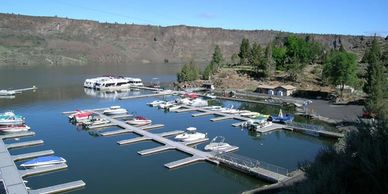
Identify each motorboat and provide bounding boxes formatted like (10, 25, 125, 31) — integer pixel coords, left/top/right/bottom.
(125, 77, 144, 87)
(190, 98, 208, 107)
(175, 98, 192, 105)
(20, 156, 66, 168)
(204, 136, 234, 152)
(82, 117, 110, 128)
(183, 93, 199, 99)
(0, 124, 30, 132)
(95, 77, 131, 91)
(68, 110, 93, 122)
(220, 108, 240, 114)
(147, 100, 166, 107)
(204, 93, 217, 99)
(175, 127, 206, 142)
(239, 111, 261, 118)
(83, 77, 109, 88)
(268, 109, 294, 123)
(158, 101, 176, 109)
(0, 90, 16, 96)
(103, 106, 128, 115)
(126, 116, 152, 126)
(0, 112, 25, 125)
(242, 119, 273, 131)
(203, 106, 222, 110)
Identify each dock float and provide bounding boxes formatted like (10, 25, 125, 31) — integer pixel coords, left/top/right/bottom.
(29, 180, 86, 194)
(87, 123, 116, 129)
(118, 136, 152, 145)
(100, 129, 134, 137)
(210, 116, 233, 122)
(192, 112, 213, 117)
(12, 150, 55, 161)
(164, 156, 206, 169)
(5, 140, 44, 150)
(138, 145, 175, 156)
(120, 92, 173, 100)
(232, 122, 245, 127)
(183, 138, 209, 146)
(139, 124, 164, 130)
(20, 163, 68, 178)
(173, 108, 198, 113)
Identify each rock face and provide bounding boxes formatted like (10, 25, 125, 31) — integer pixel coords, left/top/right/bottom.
(0, 13, 383, 66)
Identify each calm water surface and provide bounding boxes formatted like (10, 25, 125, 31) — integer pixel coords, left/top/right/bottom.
(0, 64, 333, 194)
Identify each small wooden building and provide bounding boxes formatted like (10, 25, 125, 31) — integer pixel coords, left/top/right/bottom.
(256, 84, 296, 96)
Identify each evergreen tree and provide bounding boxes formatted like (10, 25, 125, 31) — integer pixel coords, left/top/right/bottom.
(238, 38, 250, 65)
(364, 38, 386, 113)
(263, 43, 275, 78)
(177, 61, 200, 82)
(202, 45, 224, 80)
(249, 42, 262, 75)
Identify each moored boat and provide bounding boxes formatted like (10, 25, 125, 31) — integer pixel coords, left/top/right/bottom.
(204, 136, 234, 151)
(0, 112, 25, 125)
(242, 119, 273, 131)
(268, 109, 294, 123)
(0, 124, 30, 132)
(175, 127, 207, 142)
(147, 100, 166, 107)
(126, 116, 152, 126)
(68, 110, 93, 122)
(103, 106, 128, 115)
(20, 156, 66, 168)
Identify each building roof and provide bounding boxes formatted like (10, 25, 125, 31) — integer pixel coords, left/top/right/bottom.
(257, 85, 277, 89)
(257, 84, 296, 90)
(276, 85, 296, 90)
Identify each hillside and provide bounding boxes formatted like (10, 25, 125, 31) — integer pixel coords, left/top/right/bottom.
(0, 13, 384, 66)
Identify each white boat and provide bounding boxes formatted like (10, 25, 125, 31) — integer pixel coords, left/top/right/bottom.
(175, 127, 206, 142)
(205, 93, 217, 99)
(126, 116, 152, 125)
(0, 124, 30, 132)
(95, 77, 131, 91)
(83, 77, 109, 88)
(242, 119, 273, 131)
(0, 112, 25, 125)
(204, 136, 234, 152)
(20, 156, 66, 168)
(125, 77, 144, 87)
(190, 98, 208, 107)
(220, 108, 240, 114)
(103, 106, 128, 115)
(82, 116, 110, 127)
(147, 100, 166, 107)
(0, 90, 16, 96)
(158, 101, 176, 109)
(175, 98, 192, 105)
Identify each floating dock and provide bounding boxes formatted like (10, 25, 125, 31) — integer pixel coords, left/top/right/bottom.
(0, 132, 85, 194)
(64, 108, 290, 183)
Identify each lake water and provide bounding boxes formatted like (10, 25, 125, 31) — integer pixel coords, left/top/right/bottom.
(0, 64, 333, 194)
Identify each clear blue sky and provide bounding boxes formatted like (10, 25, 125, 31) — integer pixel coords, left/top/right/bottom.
(1, 0, 387, 36)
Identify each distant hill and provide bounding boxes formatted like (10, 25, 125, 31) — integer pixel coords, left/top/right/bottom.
(0, 13, 384, 66)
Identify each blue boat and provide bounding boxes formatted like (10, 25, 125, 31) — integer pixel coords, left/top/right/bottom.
(20, 156, 66, 168)
(268, 109, 294, 123)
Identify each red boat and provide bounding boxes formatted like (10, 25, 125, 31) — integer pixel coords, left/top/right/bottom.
(68, 110, 93, 122)
(184, 93, 199, 99)
(126, 116, 152, 126)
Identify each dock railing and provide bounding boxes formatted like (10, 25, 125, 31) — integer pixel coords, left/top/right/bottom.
(213, 153, 289, 177)
(286, 122, 325, 131)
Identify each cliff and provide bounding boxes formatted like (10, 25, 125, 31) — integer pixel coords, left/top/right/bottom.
(0, 13, 384, 66)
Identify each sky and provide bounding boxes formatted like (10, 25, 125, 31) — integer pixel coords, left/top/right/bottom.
(1, 0, 387, 36)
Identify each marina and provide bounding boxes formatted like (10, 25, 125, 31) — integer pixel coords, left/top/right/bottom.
(63, 107, 293, 183)
(0, 64, 344, 193)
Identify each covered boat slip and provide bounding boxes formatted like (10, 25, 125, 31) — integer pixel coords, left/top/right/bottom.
(0, 132, 85, 194)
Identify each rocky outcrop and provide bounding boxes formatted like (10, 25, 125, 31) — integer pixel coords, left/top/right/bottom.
(0, 13, 384, 66)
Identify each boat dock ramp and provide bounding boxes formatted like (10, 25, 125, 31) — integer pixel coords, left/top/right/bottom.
(0, 132, 85, 194)
(63, 107, 290, 183)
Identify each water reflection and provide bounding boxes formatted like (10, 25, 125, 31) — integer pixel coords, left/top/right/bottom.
(84, 88, 133, 99)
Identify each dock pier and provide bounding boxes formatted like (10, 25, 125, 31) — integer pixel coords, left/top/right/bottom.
(0, 132, 85, 194)
(63, 108, 291, 183)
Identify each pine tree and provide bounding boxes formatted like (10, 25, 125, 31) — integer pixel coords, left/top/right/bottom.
(249, 42, 262, 75)
(263, 43, 275, 78)
(238, 38, 250, 66)
(364, 38, 386, 113)
(202, 45, 224, 80)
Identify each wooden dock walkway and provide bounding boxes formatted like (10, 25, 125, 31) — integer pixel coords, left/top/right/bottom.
(0, 132, 85, 194)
